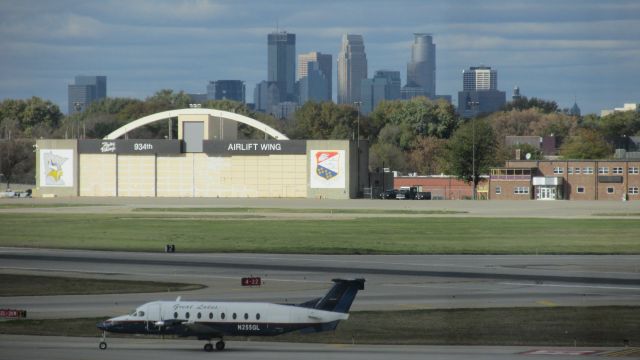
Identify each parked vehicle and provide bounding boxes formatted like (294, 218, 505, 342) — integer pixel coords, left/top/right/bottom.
(415, 191, 431, 200)
(379, 189, 397, 199)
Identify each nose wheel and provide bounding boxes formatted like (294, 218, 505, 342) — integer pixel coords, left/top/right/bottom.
(99, 331, 108, 350)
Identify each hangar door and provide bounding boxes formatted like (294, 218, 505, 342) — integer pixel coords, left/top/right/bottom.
(117, 155, 156, 197)
(183, 122, 204, 152)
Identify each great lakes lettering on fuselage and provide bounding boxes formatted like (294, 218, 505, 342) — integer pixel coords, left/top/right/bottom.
(97, 278, 365, 352)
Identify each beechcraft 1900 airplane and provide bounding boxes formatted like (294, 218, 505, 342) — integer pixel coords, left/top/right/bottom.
(97, 278, 365, 352)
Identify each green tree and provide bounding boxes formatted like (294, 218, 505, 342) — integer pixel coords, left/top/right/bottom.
(369, 142, 407, 172)
(445, 119, 498, 191)
(502, 97, 559, 113)
(599, 111, 640, 143)
(559, 128, 613, 159)
(0, 97, 63, 136)
(291, 102, 361, 140)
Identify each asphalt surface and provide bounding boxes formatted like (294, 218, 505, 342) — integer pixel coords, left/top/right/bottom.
(0, 335, 627, 360)
(1, 248, 639, 319)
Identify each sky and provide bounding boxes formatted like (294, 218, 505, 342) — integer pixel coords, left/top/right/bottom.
(1, 0, 639, 115)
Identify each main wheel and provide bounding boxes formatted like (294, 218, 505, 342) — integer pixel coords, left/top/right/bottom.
(99, 342, 107, 350)
(203, 343, 213, 352)
(215, 340, 225, 351)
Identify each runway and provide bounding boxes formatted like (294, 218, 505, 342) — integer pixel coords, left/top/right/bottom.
(1, 248, 639, 319)
(0, 335, 624, 360)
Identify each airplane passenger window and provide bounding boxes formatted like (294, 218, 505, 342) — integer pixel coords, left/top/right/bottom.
(221, 313, 225, 320)
(209, 313, 213, 319)
(244, 313, 248, 320)
(174, 312, 178, 319)
(186, 312, 190, 319)
(256, 313, 260, 320)
(197, 312, 202, 319)
(232, 313, 237, 320)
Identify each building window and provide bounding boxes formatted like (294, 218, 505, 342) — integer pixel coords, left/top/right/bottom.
(577, 186, 585, 193)
(607, 187, 614, 194)
(495, 186, 501, 195)
(613, 167, 623, 174)
(630, 167, 639, 175)
(598, 167, 609, 174)
(514, 186, 529, 194)
(553, 167, 564, 174)
(574, 167, 581, 174)
(583, 167, 593, 174)
(568, 167, 573, 175)
(629, 186, 639, 195)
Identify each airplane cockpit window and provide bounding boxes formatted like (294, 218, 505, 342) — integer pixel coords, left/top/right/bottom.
(131, 311, 137, 316)
(139, 311, 145, 317)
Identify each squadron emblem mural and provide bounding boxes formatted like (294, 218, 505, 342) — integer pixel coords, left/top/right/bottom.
(310, 150, 345, 188)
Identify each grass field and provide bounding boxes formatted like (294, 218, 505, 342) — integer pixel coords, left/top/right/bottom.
(0, 274, 204, 296)
(133, 207, 467, 215)
(1, 307, 637, 346)
(0, 213, 639, 254)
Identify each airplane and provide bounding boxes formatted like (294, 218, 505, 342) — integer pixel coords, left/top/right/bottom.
(97, 278, 365, 352)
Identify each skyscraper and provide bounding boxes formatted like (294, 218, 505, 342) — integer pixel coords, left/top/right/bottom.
(299, 62, 330, 104)
(297, 52, 332, 101)
(457, 66, 505, 118)
(406, 33, 436, 98)
(68, 75, 106, 114)
(206, 80, 246, 103)
(337, 34, 368, 104)
(360, 70, 401, 115)
(268, 31, 296, 101)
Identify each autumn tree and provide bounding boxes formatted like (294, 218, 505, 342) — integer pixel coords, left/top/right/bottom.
(559, 128, 613, 159)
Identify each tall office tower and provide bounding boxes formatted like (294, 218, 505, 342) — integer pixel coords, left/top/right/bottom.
(253, 81, 280, 112)
(299, 62, 330, 104)
(360, 70, 401, 115)
(463, 66, 498, 91)
(268, 31, 296, 101)
(457, 66, 505, 118)
(297, 52, 332, 101)
(406, 33, 436, 98)
(206, 80, 246, 103)
(337, 34, 368, 104)
(68, 75, 106, 114)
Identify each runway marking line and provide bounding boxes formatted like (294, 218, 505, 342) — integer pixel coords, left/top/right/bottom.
(501, 282, 640, 292)
(520, 349, 604, 356)
(536, 300, 558, 307)
(603, 348, 640, 357)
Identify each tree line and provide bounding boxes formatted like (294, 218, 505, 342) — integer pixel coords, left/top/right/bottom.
(1, 90, 639, 189)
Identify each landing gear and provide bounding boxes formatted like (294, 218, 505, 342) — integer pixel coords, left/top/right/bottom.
(99, 331, 108, 350)
(215, 340, 225, 351)
(203, 339, 225, 352)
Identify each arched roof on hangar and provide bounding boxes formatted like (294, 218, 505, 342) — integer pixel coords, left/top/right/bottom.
(103, 108, 289, 140)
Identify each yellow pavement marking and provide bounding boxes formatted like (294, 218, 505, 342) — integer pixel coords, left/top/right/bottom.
(536, 300, 557, 307)
(604, 348, 640, 357)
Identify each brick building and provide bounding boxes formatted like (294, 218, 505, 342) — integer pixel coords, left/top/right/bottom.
(394, 175, 488, 200)
(490, 160, 640, 200)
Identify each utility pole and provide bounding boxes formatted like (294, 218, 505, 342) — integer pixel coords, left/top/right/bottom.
(467, 100, 479, 200)
(355, 101, 361, 198)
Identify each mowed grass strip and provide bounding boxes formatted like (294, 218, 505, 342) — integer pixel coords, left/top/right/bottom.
(0, 214, 639, 254)
(1, 307, 637, 347)
(0, 274, 204, 296)
(133, 207, 466, 215)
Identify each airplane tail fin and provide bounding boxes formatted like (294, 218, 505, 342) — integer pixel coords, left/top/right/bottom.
(301, 278, 365, 314)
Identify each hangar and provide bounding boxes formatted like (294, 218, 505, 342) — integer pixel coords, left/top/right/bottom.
(35, 108, 368, 199)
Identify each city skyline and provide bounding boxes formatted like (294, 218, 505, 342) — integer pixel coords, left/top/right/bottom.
(1, 0, 639, 115)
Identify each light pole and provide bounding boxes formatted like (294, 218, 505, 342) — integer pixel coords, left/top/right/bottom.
(353, 101, 362, 198)
(467, 100, 479, 200)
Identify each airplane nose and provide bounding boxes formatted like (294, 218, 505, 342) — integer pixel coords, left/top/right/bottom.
(97, 320, 112, 331)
